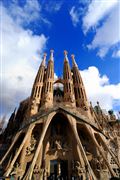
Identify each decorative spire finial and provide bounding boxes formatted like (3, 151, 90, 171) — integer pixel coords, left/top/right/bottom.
(71, 54, 78, 67)
(64, 50, 68, 61)
(41, 53, 47, 66)
(50, 49, 54, 61)
(44, 52, 47, 58)
(71, 54, 75, 59)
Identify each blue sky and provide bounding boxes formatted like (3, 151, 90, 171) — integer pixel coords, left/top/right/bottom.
(0, 0, 120, 119)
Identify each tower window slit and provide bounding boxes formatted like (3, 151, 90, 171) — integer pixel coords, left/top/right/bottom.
(33, 87, 36, 97)
(47, 70, 49, 79)
(47, 82, 49, 92)
(34, 86, 38, 97)
(48, 68, 51, 78)
(69, 83, 71, 92)
(40, 73, 43, 82)
(81, 88, 84, 98)
(76, 88, 79, 97)
(78, 88, 81, 98)
(37, 86, 41, 97)
(38, 74, 39, 82)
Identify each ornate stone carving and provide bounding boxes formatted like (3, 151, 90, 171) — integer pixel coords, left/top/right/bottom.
(26, 134, 37, 155)
(10, 162, 24, 179)
(55, 139, 62, 150)
(33, 164, 40, 174)
(31, 99, 37, 109)
(72, 161, 84, 177)
(69, 94, 75, 103)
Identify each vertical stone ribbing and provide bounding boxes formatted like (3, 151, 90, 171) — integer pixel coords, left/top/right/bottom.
(71, 54, 88, 110)
(42, 50, 54, 108)
(30, 53, 46, 115)
(63, 51, 75, 107)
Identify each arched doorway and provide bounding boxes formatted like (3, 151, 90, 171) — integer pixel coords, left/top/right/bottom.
(41, 112, 80, 179)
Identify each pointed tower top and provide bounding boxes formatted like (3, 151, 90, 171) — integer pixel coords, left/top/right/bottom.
(64, 50, 68, 61)
(41, 53, 47, 66)
(71, 54, 78, 67)
(50, 49, 54, 61)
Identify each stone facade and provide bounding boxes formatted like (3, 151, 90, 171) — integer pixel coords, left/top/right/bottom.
(0, 50, 120, 179)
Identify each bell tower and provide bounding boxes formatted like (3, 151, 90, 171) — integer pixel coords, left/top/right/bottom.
(63, 50, 75, 107)
(71, 54, 89, 110)
(42, 50, 54, 108)
(29, 53, 46, 115)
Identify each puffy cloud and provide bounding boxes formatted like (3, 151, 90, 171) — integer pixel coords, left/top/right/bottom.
(81, 66, 120, 110)
(69, 0, 120, 58)
(82, 0, 118, 33)
(7, 0, 40, 24)
(87, 5, 120, 58)
(0, 4, 47, 117)
(4, 0, 51, 26)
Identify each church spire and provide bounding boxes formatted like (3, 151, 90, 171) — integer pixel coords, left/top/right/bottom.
(63, 50, 75, 106)
(42, 50, 54, 108)
(29, 53, 46, 115)
(71, 54, 89, 110)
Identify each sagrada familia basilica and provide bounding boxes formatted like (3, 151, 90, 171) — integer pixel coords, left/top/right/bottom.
(0, 50, 120, 179)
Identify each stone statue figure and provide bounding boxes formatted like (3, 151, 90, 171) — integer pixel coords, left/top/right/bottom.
(10, 162, 24, 179)
(26, 134, 37, 155)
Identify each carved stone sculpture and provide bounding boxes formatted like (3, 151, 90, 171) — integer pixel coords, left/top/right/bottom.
(26, 134, 37, 155)
(10, 162, 24, 179)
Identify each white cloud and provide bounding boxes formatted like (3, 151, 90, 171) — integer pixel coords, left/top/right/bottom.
(81, 66, 120, 110)
(87, 3, 120, 58)
(82, 0, 118, 33)
(8, 0, 40, 25)
(69, 0, 120, 58)
(112, 50, 120, 58)
(0, 4, 47, 117)
(69, 6, 80, 27)
(6, 0, 51, 26)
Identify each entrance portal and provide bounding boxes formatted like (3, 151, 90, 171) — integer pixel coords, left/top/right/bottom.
(49, 160, 68, 179)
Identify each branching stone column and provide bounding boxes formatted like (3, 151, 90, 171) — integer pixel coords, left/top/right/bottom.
(67, 115, 97, 180)
(98, 134, 120, 168)
(26, 112, 56, 180)
(85, 125, 116, 177)
(0, 131, 21, 165)
(4, 124, 34, 177)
